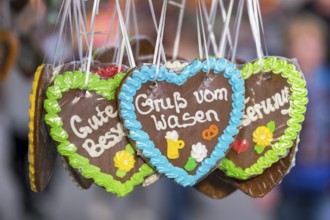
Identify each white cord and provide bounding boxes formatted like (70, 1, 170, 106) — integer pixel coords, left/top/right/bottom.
(117, 0, 132, 72)
(172, 0, 186, 60)
(218, 0, 233, 54)
(231, 0, 245, 63)
(153, 0, 168, 80)
(218, 0, 234, 58)
(116, 0, 136, 67)
(201, 0, 217, 56)
(148, 0, 167, 62)
(84, 0, 100, 89)
(247, 0, 264, 64)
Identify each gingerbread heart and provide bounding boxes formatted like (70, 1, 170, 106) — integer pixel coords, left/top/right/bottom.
(220, 57, 308, 180)
(194, 172, 237, 199)
(28, 62, 99, 192)
(0, 30, 19, 82)
(233, 140, 298, 197)
(118, 57, 245, 186)
(28, 65, 58, 192)
(28, 62, 97, 191)
(44, 71, 154, 197)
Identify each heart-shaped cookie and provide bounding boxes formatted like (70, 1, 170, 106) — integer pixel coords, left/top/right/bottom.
(28, 63, 96, 191)
(28, 65, 58, 192)
(44, 70, 154, 197)
(118, 57, 245, 186)
(194, 172, 237, 199)
(220, 57, 308, 180)
(0, 30, 19, 82)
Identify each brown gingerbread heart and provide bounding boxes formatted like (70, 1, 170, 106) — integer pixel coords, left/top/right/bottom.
(220, 57, 307, 181)
(44, 69, 154, 197)
(28, 63, 96, 192)
(194, 172, 237, 199)
(28, 64, 58, 192)
(118, 57, 245, 186)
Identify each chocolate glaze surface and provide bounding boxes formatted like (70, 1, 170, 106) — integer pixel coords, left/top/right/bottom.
(226, 73, 291, 168)
(58, 89, 148, 183)
(131, 70, 233, 175)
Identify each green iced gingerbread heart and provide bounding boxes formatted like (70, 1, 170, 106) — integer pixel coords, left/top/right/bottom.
(220, 57, 308, 180)
(44, 71, 154, 197)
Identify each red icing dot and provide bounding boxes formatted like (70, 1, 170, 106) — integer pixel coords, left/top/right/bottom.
(93, 65, 126, 79)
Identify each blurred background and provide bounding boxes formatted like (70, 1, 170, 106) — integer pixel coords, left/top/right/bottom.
(0, 0, 330, 219)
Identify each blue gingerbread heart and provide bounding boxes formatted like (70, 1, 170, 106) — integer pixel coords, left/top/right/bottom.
(118, 58, 245, 186)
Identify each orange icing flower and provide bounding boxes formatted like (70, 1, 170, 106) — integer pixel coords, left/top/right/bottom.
(252, 126, 273, 147)
(114, 150, 136, 172)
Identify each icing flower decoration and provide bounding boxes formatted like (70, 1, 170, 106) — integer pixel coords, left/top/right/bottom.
(191, 142, 208, 162)
(252, 126, 273, 147)
(164, 61, 188, 72)
(252, 121, 275, 154)
(114, 147, 136, 178)
(184, 143, 208, 172)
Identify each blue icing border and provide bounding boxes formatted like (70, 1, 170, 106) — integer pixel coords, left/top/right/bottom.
(118, 58, 245, 186)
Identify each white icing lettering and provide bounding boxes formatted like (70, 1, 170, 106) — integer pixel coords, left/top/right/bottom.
(70, 105, 118, 139)
(70, 115, 92, 139)
(243, 87, 290, 127)
(82, 123, 126, 158)
(150, 110, 220, 131)
(193, 88, 228, 104)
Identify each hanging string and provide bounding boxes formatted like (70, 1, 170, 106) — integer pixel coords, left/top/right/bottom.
(197, 0, 210, 74)
(148, 0, 167, 62)
(171, 0, 186, 60)
(68, 5, 76, 63)
(113, 17, 122, 64)
(201, 0, 217, 56)
(231, 0, 245, 63)
(83, 0, 100, 89)
(153, 0, 168, 81)
(105, 5, 117, 47)
(256, 0, 268, 56)
(115, 0, 136, 67)
(117, 0, 132, 72)
(73, 0, 90, 68)
(218, 0, 234, 58)
(218, 0, 233, 54)
(196, 2, 203, 59)
(132, 0, 140, 58)
(52, 0, 72, 68)
(247, 0, 264, 65)
(75, 0, 92, 71)
(73, 1, 83, 64)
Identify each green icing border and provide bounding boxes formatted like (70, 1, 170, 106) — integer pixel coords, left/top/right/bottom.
(43, 71, 154, 197)
(219, 57, 308, 180)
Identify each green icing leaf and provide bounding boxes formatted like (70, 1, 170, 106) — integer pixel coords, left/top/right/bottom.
(254, 145, 265, 154)
(116, 170, 127, 178)
(267, 121, 276, 132)
(125, 144, 136, 155)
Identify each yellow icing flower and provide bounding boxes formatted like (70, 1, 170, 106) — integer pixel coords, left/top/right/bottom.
(114, 150, 136, 172)
(252, 126, 273, 147)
